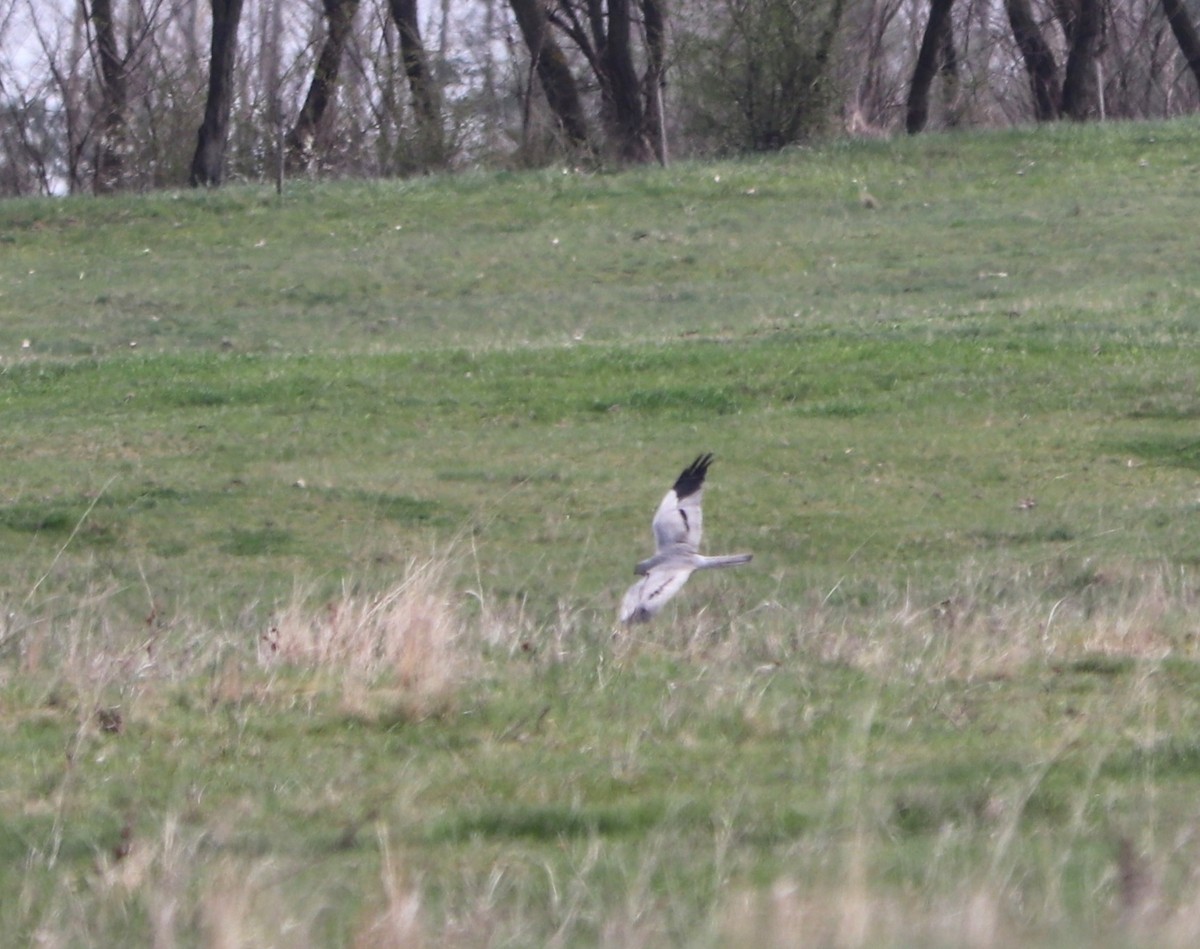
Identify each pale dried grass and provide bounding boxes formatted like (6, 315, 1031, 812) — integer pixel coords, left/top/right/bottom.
(352, 826, 428, 949)
(11, 557, 1200, 947)
(727, 560, 1200, 683)
(720, 875, 1012, 949)
(25, 800, 1200, 949)
(260, 554, 476, 715)
(716, 866, 1200, 949)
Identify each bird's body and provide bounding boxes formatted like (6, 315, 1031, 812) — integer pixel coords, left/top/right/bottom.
(620, 453, 753, 624)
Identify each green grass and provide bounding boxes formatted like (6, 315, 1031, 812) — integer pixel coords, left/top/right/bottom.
(3, 120, 1200, 945)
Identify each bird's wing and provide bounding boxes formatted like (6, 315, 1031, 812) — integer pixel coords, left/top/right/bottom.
(619, 565, 695, 624)
(650, 453, 712, 554)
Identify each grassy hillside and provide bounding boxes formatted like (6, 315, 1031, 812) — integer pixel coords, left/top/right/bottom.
(3, 120, 1200, 946)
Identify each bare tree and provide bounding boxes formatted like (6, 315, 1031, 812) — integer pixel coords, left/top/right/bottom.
(287, 0, 361, 169)
(508, 0, 674, 162)
(84, 0, 128, 191)
(936, 4, 960, 122)
(596, 0, 651, 161)
(642, 0, 667, 163)
(507, 0, 590, 150)
(1060, 0, 1105, 118)
(1161, 0, 1200, 94)
(841, 0, 906, 132)
(906, 0, 956, 132)
(190, 0, 244, 185)
(1, 4, 70, 193)
(388, 0, 442, 150)
(566, 0, 674, 161)
(7, 0, 1200, 192)
(18, 4, 100, 193)
(0, 95, 56, 195)
(1004, 0, 1060, 120)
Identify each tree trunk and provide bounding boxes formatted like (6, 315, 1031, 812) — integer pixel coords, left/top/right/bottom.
(287, 0, 360, 170)
(1060, 0, 1104, 119)
(938, 7, 961, 125)
(507, 0, 590, 149)
(597, 0, 650, 162)
(1160, 0, 1200, 94)
(642, 0, 668, 165)
(190, 0, 245, 186)
(1004, 0, 1060, 121)
(387, 0, 441, 131)
(906, 0, 955, 134)
(87, 0, 127, 192)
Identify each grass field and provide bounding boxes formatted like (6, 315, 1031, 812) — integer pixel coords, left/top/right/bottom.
(3, 119, 1200, 946)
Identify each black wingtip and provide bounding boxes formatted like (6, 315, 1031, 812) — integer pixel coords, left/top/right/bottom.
(672, 452, 713, 500)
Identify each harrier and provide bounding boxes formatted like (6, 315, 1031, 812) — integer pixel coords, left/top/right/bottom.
(619, 453, 752, 624)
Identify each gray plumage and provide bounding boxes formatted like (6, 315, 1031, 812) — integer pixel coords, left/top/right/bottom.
(620, 453, 753, 624)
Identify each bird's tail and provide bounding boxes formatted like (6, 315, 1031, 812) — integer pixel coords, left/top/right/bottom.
(696, 553, 753, 570)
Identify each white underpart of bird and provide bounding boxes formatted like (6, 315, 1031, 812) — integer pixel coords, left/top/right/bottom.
(619, 453, 753, 624)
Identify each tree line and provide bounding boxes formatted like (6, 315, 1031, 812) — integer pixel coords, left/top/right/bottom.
(2, 0, 1199, 196)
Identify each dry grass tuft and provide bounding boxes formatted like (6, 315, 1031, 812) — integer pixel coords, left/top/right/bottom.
(353, 826, 428, 949)
(720, 874, 1015, 949)
(713, 560, 1200, 683)
(0, 581, 168, 738)
(261, 553, 476, 715)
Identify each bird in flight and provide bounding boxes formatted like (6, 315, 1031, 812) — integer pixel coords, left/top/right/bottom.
(619, 453, 753, 624)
